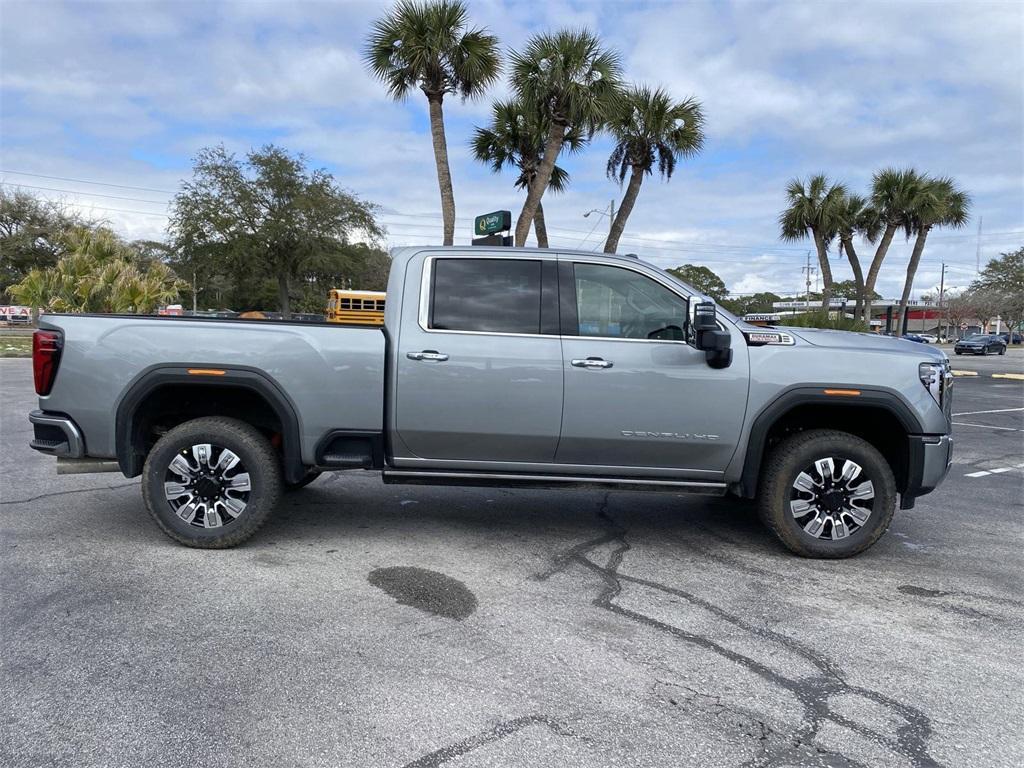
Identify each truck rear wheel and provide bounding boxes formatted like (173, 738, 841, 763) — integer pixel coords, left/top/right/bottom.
(141, 417, 282, 548)
(757, 429, 896, 558)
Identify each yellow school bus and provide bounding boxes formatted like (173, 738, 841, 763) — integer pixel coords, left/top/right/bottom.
(326, 289, 386, 326)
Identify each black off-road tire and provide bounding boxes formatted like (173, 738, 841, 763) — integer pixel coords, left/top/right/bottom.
(999, 346, 1006, 355)
(757, 429, 897, 558)
(141, 417, 282, 548)
(285, 469, 322, 491)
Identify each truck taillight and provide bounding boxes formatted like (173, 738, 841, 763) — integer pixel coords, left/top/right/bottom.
(32, 330, 63, 395)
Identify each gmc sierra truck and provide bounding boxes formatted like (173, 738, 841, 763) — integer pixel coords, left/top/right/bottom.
(28, 246, 953, 557)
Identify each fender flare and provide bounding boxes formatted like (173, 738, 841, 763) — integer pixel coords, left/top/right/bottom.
(114, 365, 305, 484)
(736, 386, 924, 498)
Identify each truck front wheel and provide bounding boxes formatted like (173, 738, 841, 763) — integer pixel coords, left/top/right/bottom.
(757, 429, 896, 558)
(141, 417, 282, 548)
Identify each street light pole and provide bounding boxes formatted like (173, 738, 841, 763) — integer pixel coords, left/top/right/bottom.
(937, 262, 946, 341)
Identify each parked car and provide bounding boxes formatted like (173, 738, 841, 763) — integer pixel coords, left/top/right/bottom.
(917, 334, 938, 344)
(902, 333, 927, 344)
(997, 332, 1022, 345)
(954, 334, 1007, 355)
(29, 246, 954, 559)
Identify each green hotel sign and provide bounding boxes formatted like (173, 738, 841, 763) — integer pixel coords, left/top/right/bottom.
(474, 210, 511, 236)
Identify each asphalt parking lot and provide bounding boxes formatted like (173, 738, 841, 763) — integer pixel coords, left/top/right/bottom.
(1, 352, 1022, 768)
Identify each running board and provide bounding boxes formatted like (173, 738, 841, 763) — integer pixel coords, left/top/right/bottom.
(381, 469, 727, 495)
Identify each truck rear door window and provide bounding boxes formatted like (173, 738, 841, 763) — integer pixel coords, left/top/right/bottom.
(431, 258, 542, 334)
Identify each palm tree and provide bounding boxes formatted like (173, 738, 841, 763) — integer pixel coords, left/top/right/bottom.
(893, 177, 970, 333)
(8, 268, 54, 322)
(602, 87, 704, 254)
(509, 29, 623, 246)
(365, 0, 500, 246)
(831, 193, 880, 321)
(779, 174, 847, 309)
(860, 168, 924, 323)
(471, 99, 585, 247)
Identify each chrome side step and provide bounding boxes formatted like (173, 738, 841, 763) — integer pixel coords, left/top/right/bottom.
(381, 469, 727, 495)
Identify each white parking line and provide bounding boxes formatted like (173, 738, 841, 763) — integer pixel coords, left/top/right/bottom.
(965, 463, 1024, 478)
(952, 407, 1024, 417)
(953, 422, 1020, 431)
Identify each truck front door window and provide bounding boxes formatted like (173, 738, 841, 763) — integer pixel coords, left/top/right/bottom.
(574, 263, 687, 341)
(431, 258, 542, 334)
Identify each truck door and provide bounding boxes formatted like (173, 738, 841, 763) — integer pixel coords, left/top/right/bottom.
(556, 259, 749, 476)
(393, 253, 563, 464)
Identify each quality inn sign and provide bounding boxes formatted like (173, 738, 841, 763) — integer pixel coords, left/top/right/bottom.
(474, 210, 512, 236)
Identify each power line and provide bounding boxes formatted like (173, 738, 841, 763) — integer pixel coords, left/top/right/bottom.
(0, 169, 175, 194)
(1, 182, 169, 205)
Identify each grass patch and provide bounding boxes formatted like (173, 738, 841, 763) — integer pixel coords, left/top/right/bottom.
(0, 337, 32, 357)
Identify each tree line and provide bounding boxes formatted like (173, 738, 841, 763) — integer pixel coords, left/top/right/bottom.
(2, 148, 392, 318)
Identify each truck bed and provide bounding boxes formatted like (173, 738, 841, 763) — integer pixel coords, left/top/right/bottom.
(36, 314, 386, 465)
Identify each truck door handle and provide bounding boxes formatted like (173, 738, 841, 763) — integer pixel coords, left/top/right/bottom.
(407, 350, 449, 362)
(571, 357, 613, 369)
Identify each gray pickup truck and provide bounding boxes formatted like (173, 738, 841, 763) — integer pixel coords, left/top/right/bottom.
(29, 246, 953, 557)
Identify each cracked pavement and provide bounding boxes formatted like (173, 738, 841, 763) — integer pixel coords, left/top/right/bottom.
(1, 354, 1022, 767)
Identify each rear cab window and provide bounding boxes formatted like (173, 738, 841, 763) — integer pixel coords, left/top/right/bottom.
(427, 257, 558, 335)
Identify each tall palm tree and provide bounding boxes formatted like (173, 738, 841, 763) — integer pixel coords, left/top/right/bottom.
(509, 29, 623, 246)
(894, 177, 970, 333)
(602, 86, 704, 254)
(779, 174, 847, 309)
(861, 168, 924, 323)
(831, 193, 880, 321)
(365, 0, 500, 246)
(471, 99, 585, 247)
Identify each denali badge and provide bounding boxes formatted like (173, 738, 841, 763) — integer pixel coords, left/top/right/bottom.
(621, 431, 720, 440)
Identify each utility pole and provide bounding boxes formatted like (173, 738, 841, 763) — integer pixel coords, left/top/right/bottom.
(801, 252, 816, 308)
(192, 270, 198, 314)
(582, 199, 618, 250)
(937, 262, 946, 341)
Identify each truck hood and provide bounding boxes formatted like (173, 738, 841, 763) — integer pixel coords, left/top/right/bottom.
(778, 326, 948, 361)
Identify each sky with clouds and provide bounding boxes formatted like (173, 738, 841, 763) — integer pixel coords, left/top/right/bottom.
(2, 0, 1022, 300)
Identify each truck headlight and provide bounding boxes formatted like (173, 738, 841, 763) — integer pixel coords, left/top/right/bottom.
(919, 361, 950, 408)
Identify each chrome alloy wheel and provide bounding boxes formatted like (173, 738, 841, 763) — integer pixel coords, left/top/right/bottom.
(163, 443, 251, 529)
(789, 457, 875, 540)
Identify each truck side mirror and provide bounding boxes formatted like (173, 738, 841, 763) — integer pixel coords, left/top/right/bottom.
(692, 301, 733, 369)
